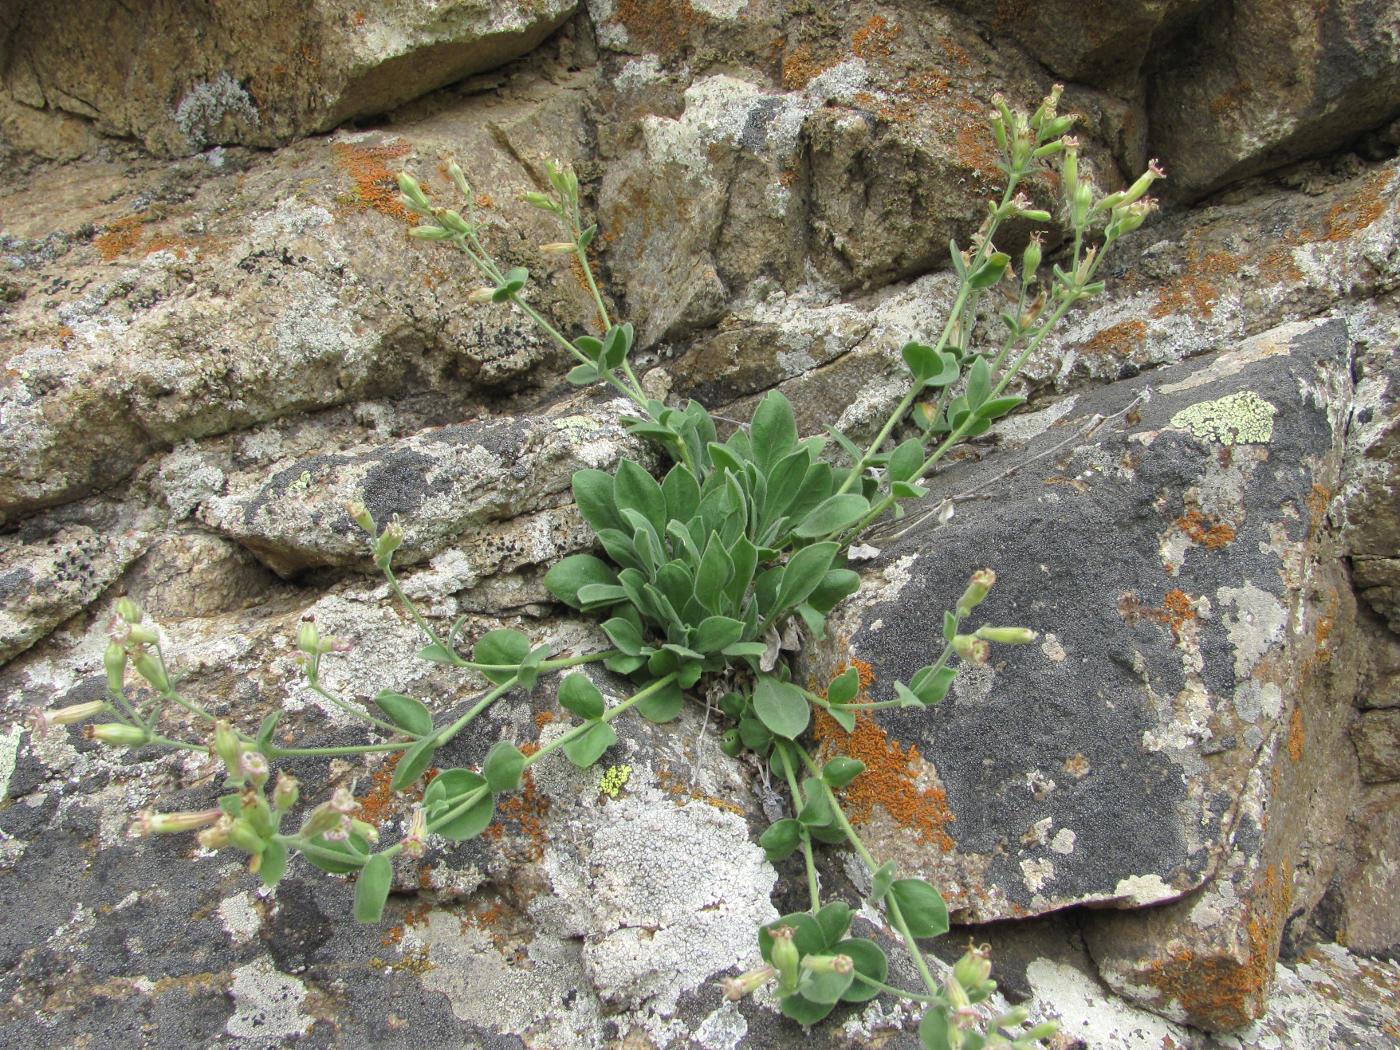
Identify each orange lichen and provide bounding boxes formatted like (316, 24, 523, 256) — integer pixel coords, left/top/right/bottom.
(94, 216, 145, 260)
(1150, 248, 1236, 320)
(357, 754, 428, 827)
(656, 766, 745, 814)
(814, 710, 956, 851)
(852, 14, 901, 61)
(534, 710, 556, 730)
(614, 0, 704, 60)
(1084, 318, 1148, 358)
(1174, 509, 1236, 550)
(1313, 169, 1392, 243)
(1304, 483, 1333, 539)
(331, 139, 415, 221)
(1119, 589, 1198, 638)
(1287, 705, 1305, 763)
(782, 41, 832, 90)
(480, 769, 551, 862)
(1138, 864, 1292, 1030)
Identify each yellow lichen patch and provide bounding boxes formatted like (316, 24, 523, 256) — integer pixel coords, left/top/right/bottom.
(94, 215, 146, 260)
(331, 139, 415, 221)
(1170, 391, 1276, 445)
(814, 710, 956, 851)
(1287, 705, 1305, 763)
(1173, 509, 1237, 550)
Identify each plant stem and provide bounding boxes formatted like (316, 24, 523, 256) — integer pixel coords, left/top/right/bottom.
(776, 745, 822, 911)
(309, 682, 410, 737)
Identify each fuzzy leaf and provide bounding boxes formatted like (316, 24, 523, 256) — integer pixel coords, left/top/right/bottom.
(888, 878, 949, 938)
(423, 769, 494, 840)
(558, 673, 606, 720)
(389, 735, 437, 791)
(753, 674, 810, 740)
(353, 854, 393, 922)
(473, 629, 532, 684)
(482, 740, 525, 794)
(760, 818, 803, 862)
(793, 495, 869, 539)
(545, 554, 617, 608)
(373, 691, 433, 737)
(563, 721, 617, 767)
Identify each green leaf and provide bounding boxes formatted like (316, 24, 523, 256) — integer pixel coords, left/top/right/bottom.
(603, 616, 645, 656)
(826, 666, 859, 706)
(759, 818, 803, 862)
(418, 643, 461, 665)
(974, 394, 1025, 421)
(968, 251, 1009, 289)
(776, 542, 838, 614)
(825, 704, 855, 732)
(801, 963, 855, 1003)
(751, 390, 798, 472)
(390, 735, 437, 790)
(423, 769, 494, 840)
(822, 756, 866, 789)
(558, 672, 606, 720)
(920, 1007, 953, 1050)
(888, 437, 925, 482)
(870, 861, 897, 903)
(636, 679, 684, 723)
(692, 615, 746, 654)
(838, 938, 888, 1003)
(259, 840, 288, 888)
(482, 740, 525, 794)
(545, 554, 618, 608)
(965, 355, 991, 409)
(354, 853, 394, 922)
(662, 465, 701, 525)
(815, 901, 852, 947)
(604, 652, 646, 675)
(780, 993, 835, 1025)
(753, 675, 810, 740)
(614, 459, 666, 538)
(563, 721, 617, 767)
(944, 610, 958, 642)
(573, 469, 624, 534)
(255, 711, 281, 753)
(373, 691, 434, 737)
(725, 536, 758, 610)
(491, 266, 530, 302)
(722, 641, 768, 658)
(695, 533, 734, 613)
(302, 832, 370, 875)
(738, 716, 773, 751)
(888, 878, 949, 938)
(909, 664, 958, 705)
(566, 363, 600, 385)
(602, 323, 634, 369)
(473, 629, 532, 684)
(793, 495, 870, 539)
(574, 335, 604, 360)
(807, 568, 860, 614)
(797, 777, 834, 827)
(901, 341, 941, 381)
(922, 350, 962, 388)
(949, 239, 966, 276)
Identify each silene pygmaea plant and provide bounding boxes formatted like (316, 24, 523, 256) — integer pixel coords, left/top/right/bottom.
(22, 87, 1161, 1049)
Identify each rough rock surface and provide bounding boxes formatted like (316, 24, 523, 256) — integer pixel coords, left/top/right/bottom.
(0, 0, 579, 156)
(3, 1, 1400, 1048)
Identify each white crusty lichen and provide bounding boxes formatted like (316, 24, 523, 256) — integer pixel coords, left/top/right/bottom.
(1169, 391, 1276, 444)
(173, 73, 260, 150)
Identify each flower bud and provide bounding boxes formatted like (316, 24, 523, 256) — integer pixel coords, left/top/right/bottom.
(114, 597, 143, 624)
(100, 642, 128, 694)
(212, 720, 246, 784)
(1021, 235, 1043, 283)
(769, 925, 801, 994)
(346, 500, 376, 534)
(1023, 1021, 1059, 1040)
(802, 953, 854, 975)
(718, 965, 775, 1001)
(272, 771, 300, 812)
(951, 636, 991, 664)
(84, 722, 151, 747)
(401, 807, 428, 859)
(1071, 180, 1093, 228)
(351, 819, 380, 844)
(1120, 158, 1166, 206)
(397, 171, 429, 208)
(25, 699, 107, 740)
(1059, 136, 1079, 192)
(129, 808, 223, 838)
(131, 651, 170, 693)
(225, 817, 266, 855)
(539, 241, 576, 255)
(952, 943, 993, 991)
(956, 569, 996, 617)
(240, 750, 270, 789)
(945, 975, 977, 1027)
(373, 519, 404, 567)
(126, 622, 159, 646)
(974, 626, 1039, 644)
(296, 619, 321, 655)
(409, 225, 452, 240)
(467, 287, 496, 303)
(522, 190, 554, 210)
(437, 209, 471, 234)
(992, 1006, 1029, 1031)
(198, 813, 235, 849)
(446, 161, 471, 198)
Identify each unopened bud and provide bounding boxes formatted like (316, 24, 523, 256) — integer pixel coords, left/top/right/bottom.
(409, 225, 451, 240)
(225, 817, 266, 855)
(240, 750, 270, 789)
(802, 953, 854, 975)
(272, 771, 300, 811)
(126, 622, 159, 646)
(397, 172, 429, 208)
(1021, 235, 1043, 283)
(467, 287, 496, 303)
(212, 720, 245, 783)
(114, 597, 143, 624)
(296, 619, 321, 655)
(539, 241, 576, 255)
(85, 722, 150, 747)
(104, 642, 128, 693)
(373, 519, 403, 567)
(945, 975, 976, 1026)
(446, 161, 471, 198)
(1023, 1021, 1059, 1040)
(956, 569, 996, 616)
(25, 699, 106, 739)
(522, 190, 554, 210)
(769, 925, 801, 994)
(1071, 180, 1093, 227)
(952, 943, 994, 990)
(992, 1006, 1029, 1031)
(718, 964, 775, 1000)
(346, 500, 376, 534)
(131, 651, 169, 692)
(351, 819, 380, 844)
(437, 209, 471, 234)
(951, 635, 991, 664)
(129, 807, 223, 838)
(974, 626, 1039, 644)
(198, 813, 235, 849)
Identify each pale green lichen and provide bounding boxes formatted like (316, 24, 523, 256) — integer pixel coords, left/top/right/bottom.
(599, 764, 632, 798)
(1170, 391, 1276, 444)
(553, 414, 602, 432)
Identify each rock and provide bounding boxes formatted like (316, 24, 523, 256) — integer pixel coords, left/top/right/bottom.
(1146, 0, 1400, 200)
(1329, 787, 1400, 956)
(196, 400, 653, 578)
(806, 317, 1354, 1028)
(0, 0, 579, 156)
(1352, 710, 1400, 783)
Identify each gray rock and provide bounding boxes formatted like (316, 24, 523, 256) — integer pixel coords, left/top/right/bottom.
(1353, 710, 1400, 783)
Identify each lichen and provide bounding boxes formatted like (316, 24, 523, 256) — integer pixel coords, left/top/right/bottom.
(1170, 391, 1276, 444)
(173, 73, 260, 151)
(599, 764, 632, 798)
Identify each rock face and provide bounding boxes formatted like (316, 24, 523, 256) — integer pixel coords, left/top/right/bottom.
(2, 2, 1400, 1048)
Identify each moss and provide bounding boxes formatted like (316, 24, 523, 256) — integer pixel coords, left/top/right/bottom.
(1170, 391, 1276, 445)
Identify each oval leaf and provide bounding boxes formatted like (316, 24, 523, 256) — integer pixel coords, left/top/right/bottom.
(482, 740, 525, 794)
(822, 756, 866, 789)
(423, 769, 494, 840)
(793, 495, 870, 539)
(374, 691, 433, 737)
(473, 629, 531, 684)
(753, 675, 810, 740)
(636, 679, 684, 723)
(563, 721, 617, 767)
(760, 818, 803, 863)
(389, 735, 437, 791)
(888, 878, 950, 938)
(776, 542, 838, 614)
(558, 673, 605, 721)
(353, 854, 393, 923)
(544, 554, 617, 608)
(838, 938, 889, 1003)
